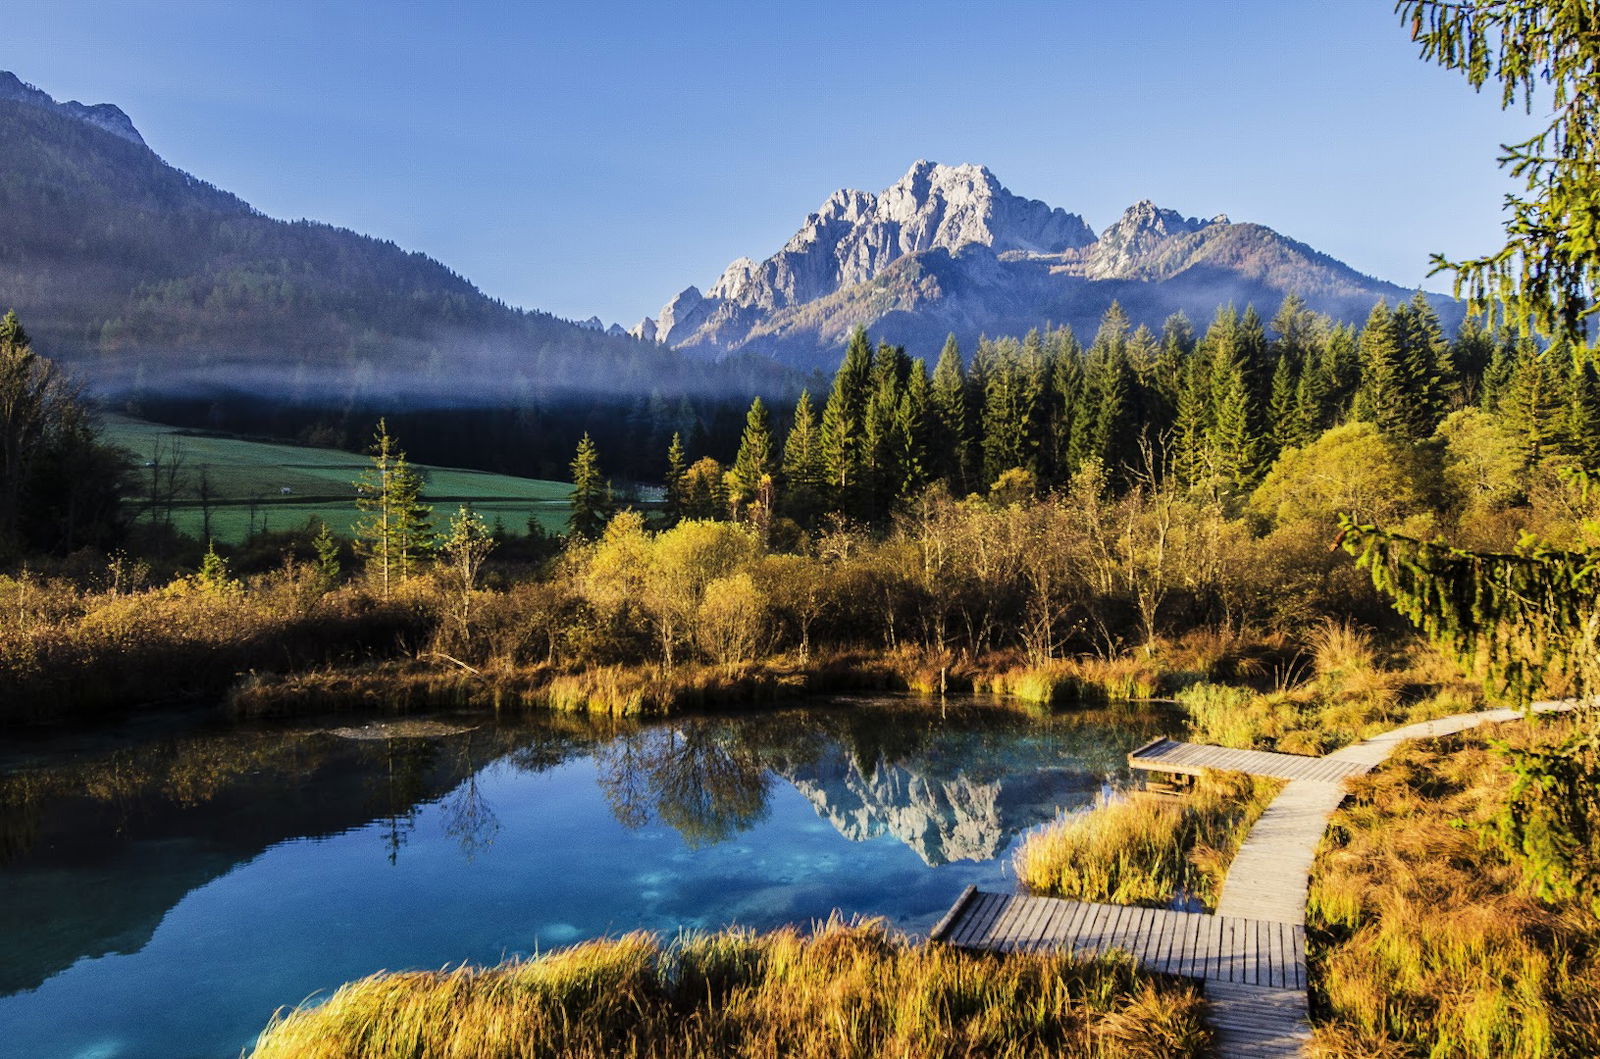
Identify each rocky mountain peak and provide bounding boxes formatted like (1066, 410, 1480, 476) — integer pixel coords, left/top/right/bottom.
(1082, 199, 1217, 280)
(0, 71, 145, 146)
(649, 161, 1095, 348)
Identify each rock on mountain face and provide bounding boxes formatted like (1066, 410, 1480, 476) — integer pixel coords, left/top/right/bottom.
(638, 162, 1440, 369)
(0, 71, 144, 145)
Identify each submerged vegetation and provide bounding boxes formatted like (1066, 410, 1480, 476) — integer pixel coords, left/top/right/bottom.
(247, 920, 1211, 1059)
(1014, 771, 1280, 910)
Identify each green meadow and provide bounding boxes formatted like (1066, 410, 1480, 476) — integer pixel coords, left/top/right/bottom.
(102, 415, 571, 543)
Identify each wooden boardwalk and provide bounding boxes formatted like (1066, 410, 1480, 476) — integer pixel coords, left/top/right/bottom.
(930, 701, 1579, 1058)
(1128, 737, 1370, 784)
(932, 887, 1307, 989)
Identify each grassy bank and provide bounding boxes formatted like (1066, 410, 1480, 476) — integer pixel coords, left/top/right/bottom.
(1014, 771, 1281, 909)
(248, 920, 1210, 1059)
(228, 653, 909, 719)
(0, 576, 429, 725)
(1175, 622, 1483, 755)
(1306, 716, 1600, 1058)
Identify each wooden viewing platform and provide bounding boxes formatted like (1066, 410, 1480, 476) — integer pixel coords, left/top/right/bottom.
(1127, 737, 1371, 784)
(930, 702, 1579, 1058)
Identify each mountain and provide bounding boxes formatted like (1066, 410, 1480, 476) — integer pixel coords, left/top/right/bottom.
(0, 72, 728, 402)
(634, 161, 1450, 369)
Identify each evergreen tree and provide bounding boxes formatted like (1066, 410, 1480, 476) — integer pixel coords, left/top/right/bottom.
(819, 327, 874, 516)
(567, 432, 612, 539)
(895, 362, 933, 498)
(1203, 308, 1263, 498)
(354, 419, 431, 596)
(780, 389, 826, 524)
(1045, 327, 1085, 485)
(1323, 323, 1362, 417)
(929, 335, 973, 492)
(1499, 339, 1567, 466)
(863, 343, 909, 518)
(1289, 358, 1328, 448)
(1267, 354, 1299, 456)
(1404, 290, 1460, 425)
(391, 454, 433, 580)
(1568, 356, 1600, 470)
(663, 431, 687, 526)
(1353, 300, 1421, 439)
(1171, 347, 1213, 489)
(728, 396, 773, 517)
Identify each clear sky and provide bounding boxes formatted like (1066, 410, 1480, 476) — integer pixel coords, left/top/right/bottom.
(10, 0, 1538, 328)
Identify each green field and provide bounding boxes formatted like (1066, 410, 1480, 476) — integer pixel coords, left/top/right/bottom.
(102, 416, 571, 543)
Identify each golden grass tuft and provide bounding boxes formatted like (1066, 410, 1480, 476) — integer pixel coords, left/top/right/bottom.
(1307, 717, 1600, 1058)
(248, 919, 1211, 1059)
(1014, 770, 1281, 909)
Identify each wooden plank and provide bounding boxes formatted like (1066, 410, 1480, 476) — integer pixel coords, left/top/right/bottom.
(1061, 899, 1096, 955)
(1011, 897, 1049, 953)
(1184, 915, 1203, 979)
(929, 885, 977, 943)
(984, 895, 1023, 952)
(1030, 898, 1069, 954)
(1158, 913, 1184, 975)
(953, 892, 1001, 948)
(946, 891, 993, 947)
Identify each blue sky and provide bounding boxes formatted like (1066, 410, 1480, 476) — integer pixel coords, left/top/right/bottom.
(11, 0, 1537, 327)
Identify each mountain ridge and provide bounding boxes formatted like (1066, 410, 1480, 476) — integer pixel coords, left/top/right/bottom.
(634, 162, 1445, 368)
(0, 70, 735, 403)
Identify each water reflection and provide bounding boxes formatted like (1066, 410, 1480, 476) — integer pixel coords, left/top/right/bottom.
(0, 699, 1164, 1020)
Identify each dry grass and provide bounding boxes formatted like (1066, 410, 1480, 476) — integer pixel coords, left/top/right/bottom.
(230, 653, 910, 719)
(977, 657, 1164, 708)
(1307, 716, 1600, 1059)
(1014, 771, 1281, 909)
(1176, 626, 1483, 755)
(248, 919, 1211, 1059)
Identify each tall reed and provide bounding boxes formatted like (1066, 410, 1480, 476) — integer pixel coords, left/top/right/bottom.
(1014, 770, 1280, 909)
(248, 919, 1211, 1059)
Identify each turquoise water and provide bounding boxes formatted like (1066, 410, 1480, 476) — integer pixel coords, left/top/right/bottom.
(0, 698, 1164, 1059)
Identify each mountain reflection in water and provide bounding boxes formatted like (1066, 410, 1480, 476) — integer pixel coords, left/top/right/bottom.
(0, 697, 1162, 1059)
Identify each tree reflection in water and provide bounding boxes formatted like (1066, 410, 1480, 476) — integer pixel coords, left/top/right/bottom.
(595, 720, 772, 847)
(442, 735, 501, 860)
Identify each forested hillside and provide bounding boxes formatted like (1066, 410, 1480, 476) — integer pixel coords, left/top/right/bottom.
(0, 80, 739, 401)
(672, 292, 1597, 534)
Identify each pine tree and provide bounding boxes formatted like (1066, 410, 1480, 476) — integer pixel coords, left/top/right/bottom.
(390, 453, 433, 581)
(1567, 356, 1600, 470)
(354, 419, 419, 597)
(1323, 323, 1362, 417)
(1499, 340, 1567, 466)
(895, 361, 933, 498)
(929, 335, 973, 492)
(981, 338, 1041, 485)
(1353, 300, 1418, 439)
(1267, 354, 1299, 456)
(780, 390, 826, 524)
(1205, 309, 1263, 498)
(1404, 290, 1459, 426)
(1289, 358, 1328, 448)
(1171, 348, 1213, 489)
(1045, 327, 1085, 486)
(863, 343, 908, 519)
(729, 397, 773, 517)
(819, 327, 874, 516)
(663, 431, 687, 526)
(567, 432, 611, 539)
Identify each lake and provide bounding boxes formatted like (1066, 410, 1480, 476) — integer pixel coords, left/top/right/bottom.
(0, 697, 1166, 1059)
